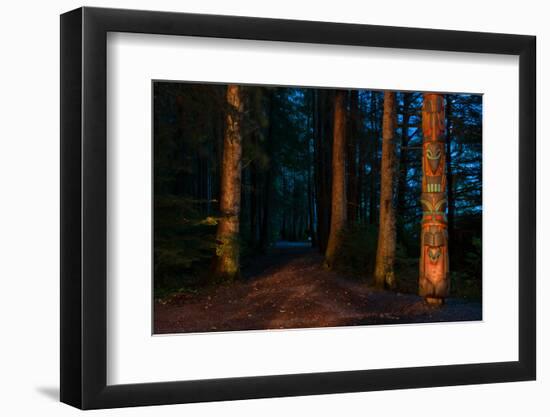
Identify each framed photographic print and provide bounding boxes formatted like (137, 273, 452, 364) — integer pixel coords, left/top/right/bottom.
(60, 6, 536, 409)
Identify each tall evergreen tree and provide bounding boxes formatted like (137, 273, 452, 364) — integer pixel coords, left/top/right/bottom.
(374, 91, 398, 288)
(325, 90, 347, 268)
(211, 85, 243, 281)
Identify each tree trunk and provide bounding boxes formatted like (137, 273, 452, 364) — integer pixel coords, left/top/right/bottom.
(313, 90, 321, 247)
(374, 91, 398, 289)
(396, 92, 412, 250)
(445, 95, 455, 269)
(419, 93, 450, 303)
(213, 107, 224, 210)
(211, 85, 243, 281)
(314, 90, 330, 253)
(324, 90, 347, 268)
(259, 91, 275, 252)
(281, 171, 287, 239)
(250, 132, 259, 246)
(397, 93, 412, 220)
(358, 93, 368, 222)
(307, 93, 317, 245)
(347, 90, 359, 223)
(369, 92, 380, 225)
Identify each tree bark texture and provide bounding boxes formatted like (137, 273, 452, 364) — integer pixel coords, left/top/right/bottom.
(347, 90, 359, 223)
(419, 93, 450, 302)
(369, 92, 380, 225)
(374, 91, 398, 289)
(325, 90, 347, 268)
(211, 85, 243, 281)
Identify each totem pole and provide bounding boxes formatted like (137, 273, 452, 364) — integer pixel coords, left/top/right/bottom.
(419, 94, 449, 304)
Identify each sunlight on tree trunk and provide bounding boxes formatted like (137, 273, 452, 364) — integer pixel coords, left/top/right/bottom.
(419, 93, 450, 304)
(153, 82, 483, 332)
(347, 90, 359, 223)
(374, 91, 397, 289)
(211, 85, 243, 282)
(324, 90, 347, 269)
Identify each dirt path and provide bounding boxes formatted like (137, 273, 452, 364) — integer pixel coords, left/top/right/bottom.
(154, 243, 481, 334)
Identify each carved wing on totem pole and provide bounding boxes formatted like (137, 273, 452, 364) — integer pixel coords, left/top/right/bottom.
(419, 94, 450, 302)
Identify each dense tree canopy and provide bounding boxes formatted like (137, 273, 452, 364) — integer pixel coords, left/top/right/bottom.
(153, 82, 482, 302)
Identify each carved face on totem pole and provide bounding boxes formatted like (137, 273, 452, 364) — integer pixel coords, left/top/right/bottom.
(420, 95, 450, 299)
(420, 193, 448, 292)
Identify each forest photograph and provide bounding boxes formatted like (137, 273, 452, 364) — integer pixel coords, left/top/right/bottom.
(153, 81, 482, 335)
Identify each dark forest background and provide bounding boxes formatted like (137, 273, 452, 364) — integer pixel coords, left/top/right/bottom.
(153, 83, 482, 300)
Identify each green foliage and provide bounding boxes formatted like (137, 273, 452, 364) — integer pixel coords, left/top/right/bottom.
(152, 83, 483, 306)
(393, 253, 420, 295)
(154, 196, 217, 298)
(450, 236, 482, 300)
(331, 224, 378, 278)
(333, 225, 416, 290)
(450, 271, 482, 301)
(465, 237, 482, 276)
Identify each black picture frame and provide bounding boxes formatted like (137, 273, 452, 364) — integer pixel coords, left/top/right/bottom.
(60, 6, 536, 410)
